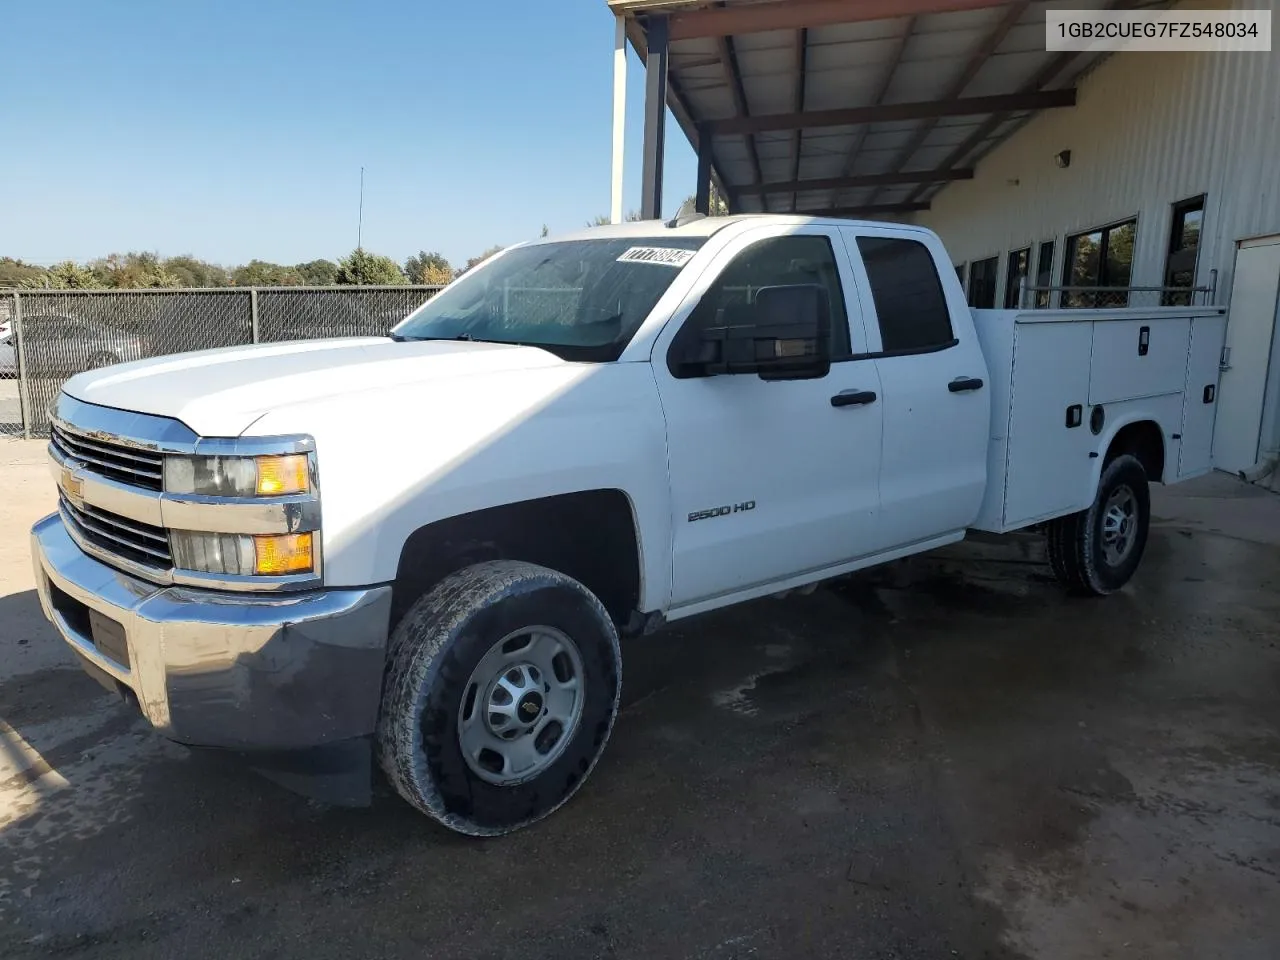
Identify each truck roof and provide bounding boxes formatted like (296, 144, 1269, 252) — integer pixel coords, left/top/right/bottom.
(544, 212, 923, 244)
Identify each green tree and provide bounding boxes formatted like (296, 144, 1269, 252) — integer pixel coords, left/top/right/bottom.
(334, 249, 406, 285)
(460, 244, 506, 275)
(230, 259, 303, 286)
(587, 210, 644, 226)
(294, 259, 338, 285)
(681, 184, 729, 217)
(20, 260, 102, 289)
(0, 257, 48, 287)
(540, 224, 549, 238)
(164, 255, 229, 288)
(404, 250, 453, 285)
(91, 252, 181, 288)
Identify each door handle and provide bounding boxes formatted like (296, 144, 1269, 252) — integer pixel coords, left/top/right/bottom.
(831, 389, 878, 408)
(948, 376, 984, 393)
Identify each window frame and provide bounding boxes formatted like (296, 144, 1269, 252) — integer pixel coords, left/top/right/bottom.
(966, 255, 999, 309)
(1004, 246, 1031, 309)
(1061, 216, 1139, 308)
(1162, 194, 1206, 306)
(664, 231, 856, 379)
(1033, 239, 1056, 308)
(851, 233, 959, 358)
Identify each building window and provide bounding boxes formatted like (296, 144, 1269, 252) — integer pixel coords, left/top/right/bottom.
(1004, 247, 1030, 308)
(967, 256, 998, 309)
(1163, 195, 1205, 306)
(1033, 240, 1055, 308)
(856, 236, 955, 353)
(955, 263, 965, 292)
(1062, 218, 1136, 308)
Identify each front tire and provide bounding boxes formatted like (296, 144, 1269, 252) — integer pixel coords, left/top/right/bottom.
(376, 560, 622, 836)
(1046, 453, 1150, 596)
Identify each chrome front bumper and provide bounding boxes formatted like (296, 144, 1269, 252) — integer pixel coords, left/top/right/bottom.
(32, 513, 393, 751)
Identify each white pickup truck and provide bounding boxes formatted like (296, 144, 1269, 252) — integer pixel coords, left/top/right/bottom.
(32, 214, 1227, 836)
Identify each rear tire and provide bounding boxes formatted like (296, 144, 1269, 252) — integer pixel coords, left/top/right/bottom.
(1045, 453, 1150, 596)
(376, 560, 621, 836)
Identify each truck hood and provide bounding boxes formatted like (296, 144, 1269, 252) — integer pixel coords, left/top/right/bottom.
(61, 337, 570, 436)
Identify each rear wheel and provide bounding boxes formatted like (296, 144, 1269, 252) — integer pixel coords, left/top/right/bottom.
(376, 560, 621, 836)
(1045, 453, 1150, 596)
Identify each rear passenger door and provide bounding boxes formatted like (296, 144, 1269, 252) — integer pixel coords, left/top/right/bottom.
(840, 228, 991, 551)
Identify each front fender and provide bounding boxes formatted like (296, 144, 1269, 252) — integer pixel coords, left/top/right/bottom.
(244, 362, 674, 613)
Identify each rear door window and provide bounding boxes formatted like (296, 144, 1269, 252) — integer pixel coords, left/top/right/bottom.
(854, 236, 956, 354)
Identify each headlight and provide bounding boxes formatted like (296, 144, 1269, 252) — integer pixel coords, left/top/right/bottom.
(171, 531, 315, 577)
(164, 454, 310, 497)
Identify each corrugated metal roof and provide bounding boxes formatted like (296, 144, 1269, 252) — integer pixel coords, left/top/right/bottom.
(612, 0, 1172, 217)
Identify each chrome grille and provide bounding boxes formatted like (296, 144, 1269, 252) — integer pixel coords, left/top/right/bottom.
(51, 423, 164, 491)
(59, 494, 173, 570)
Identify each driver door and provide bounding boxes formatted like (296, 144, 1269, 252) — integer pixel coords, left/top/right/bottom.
(653, 225, 884, 610)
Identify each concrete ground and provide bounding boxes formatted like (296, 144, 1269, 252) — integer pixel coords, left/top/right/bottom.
(2, 436, 1278, 960)
(0, 380, 23, 436)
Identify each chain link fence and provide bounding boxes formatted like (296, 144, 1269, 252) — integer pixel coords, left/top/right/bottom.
(0, 286, 442, 438)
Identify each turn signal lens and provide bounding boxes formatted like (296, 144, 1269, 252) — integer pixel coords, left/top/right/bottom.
(253, 532, 314, 575)
(256, 454, 309, 496)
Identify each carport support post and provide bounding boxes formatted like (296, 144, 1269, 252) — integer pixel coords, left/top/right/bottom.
(610, 15, 627, 225)
(250, 288, 260, 344)
(640, 13, 669, 221)
(695, 124, 712, 215)
(13, 292, 31, 439)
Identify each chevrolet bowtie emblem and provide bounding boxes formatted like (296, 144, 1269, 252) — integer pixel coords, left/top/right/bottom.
(60, 465, 84, 507)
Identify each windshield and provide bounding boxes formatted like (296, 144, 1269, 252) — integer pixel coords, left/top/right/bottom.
(391, 237, 706, 362)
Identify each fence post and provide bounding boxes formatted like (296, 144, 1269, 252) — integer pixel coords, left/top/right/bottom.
(250, 288, 260, 344)
(13, 291, 33, 440)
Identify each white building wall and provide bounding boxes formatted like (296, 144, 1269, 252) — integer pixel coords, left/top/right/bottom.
(917, 0, 1280, 477)
(917, 0, 1280, 308)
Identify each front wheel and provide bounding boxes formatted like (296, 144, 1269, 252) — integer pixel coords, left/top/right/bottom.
(376, 560, 622, 836)
(1046, 453, 1151, 596)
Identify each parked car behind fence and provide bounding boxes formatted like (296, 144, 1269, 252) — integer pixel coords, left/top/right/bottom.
(0, 285, 444, 436)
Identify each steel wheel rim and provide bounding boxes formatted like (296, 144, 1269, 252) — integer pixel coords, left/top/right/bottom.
(1101, 484, 1138, 567)
(456, 625, 586, 786)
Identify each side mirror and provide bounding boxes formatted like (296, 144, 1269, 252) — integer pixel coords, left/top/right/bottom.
(690, 283, 832, 380)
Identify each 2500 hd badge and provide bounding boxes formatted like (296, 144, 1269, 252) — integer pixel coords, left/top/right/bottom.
(688, 500, 756, 523)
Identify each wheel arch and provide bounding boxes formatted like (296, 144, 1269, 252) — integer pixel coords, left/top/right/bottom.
(1100, 417, 1167, 483)
(390, 489, 644, 633)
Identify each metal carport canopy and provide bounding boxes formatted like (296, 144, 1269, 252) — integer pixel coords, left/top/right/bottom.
(606, 0, 1145, 219)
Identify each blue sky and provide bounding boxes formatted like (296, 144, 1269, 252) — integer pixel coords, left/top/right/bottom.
(0, 0, 697, 270)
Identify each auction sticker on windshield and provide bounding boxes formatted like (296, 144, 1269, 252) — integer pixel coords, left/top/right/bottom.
(617, 246, 697, 267)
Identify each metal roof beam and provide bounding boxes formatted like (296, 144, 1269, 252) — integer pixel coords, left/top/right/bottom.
(904, 50, 1081, 204)
(864, 1, 1027, 205)
(905, 0, 1140, 205)
(795, 202, 932, 216)
(667, 0, 1006, 40)
(834, 14, 916, 206)
(788, 28, 809, 212)
(716, 33, 764, 202)
(762, 169, 975, 194)
(707, 89, 1076, 135)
